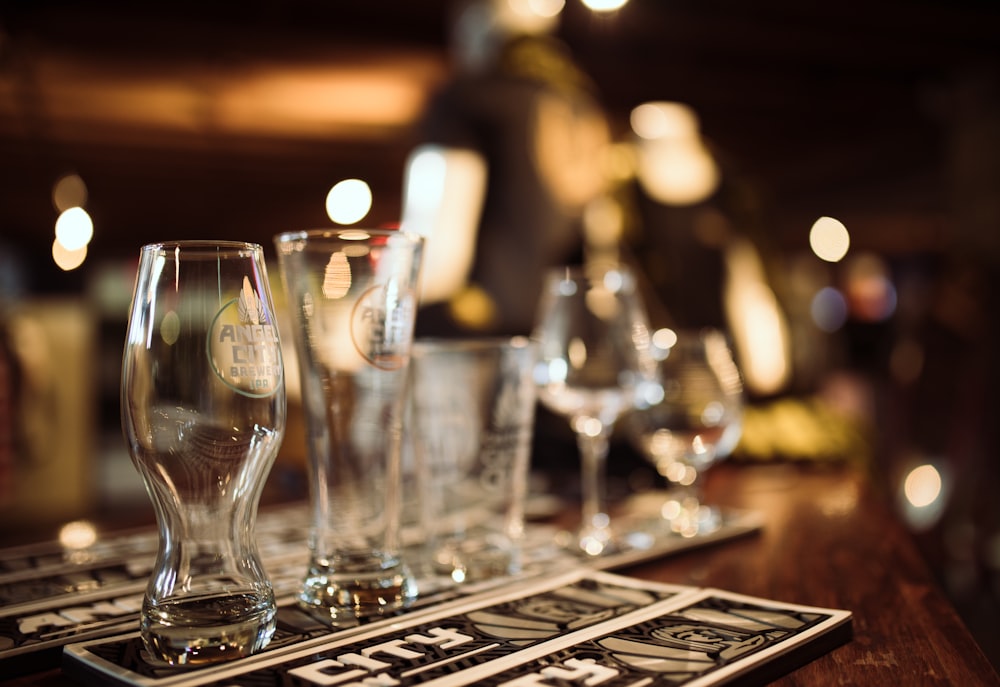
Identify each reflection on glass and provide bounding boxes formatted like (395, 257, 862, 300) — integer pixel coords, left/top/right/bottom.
(532, 265, 651, 556)
(628, 328, 743, 538)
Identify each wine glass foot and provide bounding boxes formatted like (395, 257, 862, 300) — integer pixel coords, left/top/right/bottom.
(555, 514, 620, 557)
(578, 526, 615, 557)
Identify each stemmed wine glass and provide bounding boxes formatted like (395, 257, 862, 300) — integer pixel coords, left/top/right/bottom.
(121, 241, 286, 666)
(627, 327, 743, 538)
(531, 265, 651, 557)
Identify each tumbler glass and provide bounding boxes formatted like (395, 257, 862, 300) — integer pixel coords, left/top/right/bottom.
(407, 337, 537, 583)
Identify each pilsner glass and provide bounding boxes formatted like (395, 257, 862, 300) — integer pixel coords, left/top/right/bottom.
(275, 229, 423, 621)
(121, 241, 285, 666)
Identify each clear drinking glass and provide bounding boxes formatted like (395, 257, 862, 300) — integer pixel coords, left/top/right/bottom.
(531, 265, 651, 557)
(628, 328, 743, 537)
(407, 337, 537, 583)
(274, 229, 423, 621)
(121, 241, 286, 666)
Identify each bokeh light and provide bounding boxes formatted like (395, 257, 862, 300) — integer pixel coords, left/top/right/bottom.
(52, 173, 88, 212)
(630, 102, 698, 140)
(54, 206, 94, 251)
(652, 327, 678, 351)
(844, 252, 897, 322)
(58, 520, 98, 550)
(898, 461, 948, 531)
(404, 149, 447, 213)
(520, 0, 565, 19)
(811, 286, 848, 332)
(581, 0, 629, 12)
(325, 178, 372, 225)
(724, 239, 791, 396)
(52, 238, 87, 271)
(905, 464, 942, 508)
(630, 101, 719, 206)
(322, 251, 352, 299)
(809, 216, 850, 262)
(160, 310, 181, 345)
(582, 194, 625, 250)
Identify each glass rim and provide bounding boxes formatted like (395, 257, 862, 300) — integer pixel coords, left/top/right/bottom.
(140, 240, 263, 255)
(544, 263, 635, 277)
(274, 228, 423, 244)
(412, 335, 534, 354)
(543, 263, 639, 290)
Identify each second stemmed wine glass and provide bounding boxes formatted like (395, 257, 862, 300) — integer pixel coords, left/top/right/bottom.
(628, 328, 743, 538)
(532, 265, 651, 557)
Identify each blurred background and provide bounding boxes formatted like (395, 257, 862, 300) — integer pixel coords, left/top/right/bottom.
(0, 0, 998, 667)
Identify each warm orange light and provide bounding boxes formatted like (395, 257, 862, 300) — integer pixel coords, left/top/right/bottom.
(904, 465, 942, 508)
(54, 206, 93, 251)
(809, 216, 850, 262)
(581, 0, 629, 12)
(322, 252, 352, 299)
(52, 173, 88, 211)
(9, 51, 442, 142)
(631, 102, 719, 206)
(401, 146, 487, 304)
(844, 252, 896, 322)
(631, 102, 698, 140)
(724, 239, 790, 395)
(526, 0, 565, 18)
(505, 0, 565, 21)
(582, 195, 625, 250)
(217, 64, 430, 135)
(59, 520, 98, 549)
(325, 179, 372, 225)
(52, 238, 87, 271)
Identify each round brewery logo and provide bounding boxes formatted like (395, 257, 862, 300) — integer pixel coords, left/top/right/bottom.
(350, 281, 417, 370)
(208, 276, 282, 397)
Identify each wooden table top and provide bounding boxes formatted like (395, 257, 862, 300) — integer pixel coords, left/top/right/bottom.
(6, 461, 999, 686)
(624, 462, 1000, 685)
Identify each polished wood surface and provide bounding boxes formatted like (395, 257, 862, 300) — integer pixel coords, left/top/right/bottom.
(7, 462, 999, 686)
(626, 463, 1000, 685)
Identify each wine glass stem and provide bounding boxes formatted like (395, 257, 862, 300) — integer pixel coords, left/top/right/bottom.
(665, 454, 722, 536)
(577, 428, 612, 547)
(679, 471, 704, 508)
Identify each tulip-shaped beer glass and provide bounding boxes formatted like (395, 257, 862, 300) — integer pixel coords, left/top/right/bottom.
(121, 241, 285, 666)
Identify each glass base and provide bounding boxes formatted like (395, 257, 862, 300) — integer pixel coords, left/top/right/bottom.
(431, 535, 520, 583)
(553, 522, 623, 558)
(298, 558, 417, 622)
(140, 591, 276, 667)
(575, 512, 619, 557)
(660, 496, 722, 538)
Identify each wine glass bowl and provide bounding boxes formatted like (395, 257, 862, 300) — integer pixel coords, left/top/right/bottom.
(532, 265, 651, 556)
(629, 328, 743, 538)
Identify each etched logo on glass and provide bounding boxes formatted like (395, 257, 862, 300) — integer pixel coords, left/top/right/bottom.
(350, 281, 417, 370)
(209, 276, 282, 396)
